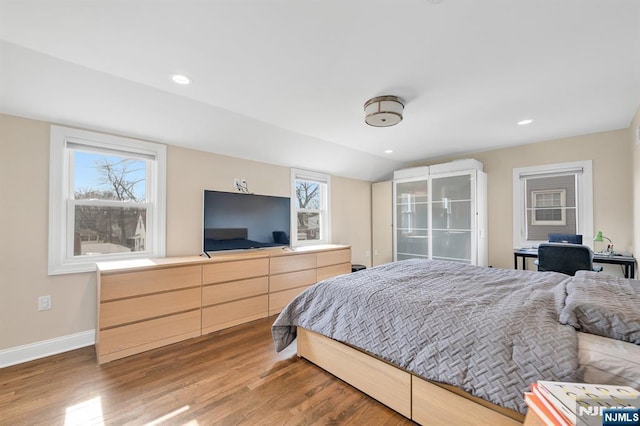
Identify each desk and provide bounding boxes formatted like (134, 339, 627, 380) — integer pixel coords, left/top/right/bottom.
(513, 248, 636, 279)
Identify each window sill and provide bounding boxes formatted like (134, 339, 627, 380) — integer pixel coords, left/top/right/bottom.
(48, 252, 158, 275)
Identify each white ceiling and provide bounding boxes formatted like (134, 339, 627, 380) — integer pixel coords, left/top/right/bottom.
(1, 0, 639, 181)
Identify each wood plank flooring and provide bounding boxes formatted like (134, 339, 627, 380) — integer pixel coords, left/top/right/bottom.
(1, 316, 414, 425)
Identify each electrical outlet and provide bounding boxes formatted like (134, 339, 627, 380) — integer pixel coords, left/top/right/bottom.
(38, 295, 51, 311)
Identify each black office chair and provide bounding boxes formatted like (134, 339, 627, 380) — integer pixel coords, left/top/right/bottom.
(537, 243, 602, 276)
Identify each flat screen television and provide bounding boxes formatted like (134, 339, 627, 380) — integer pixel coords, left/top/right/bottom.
(203, 190, 291, 252)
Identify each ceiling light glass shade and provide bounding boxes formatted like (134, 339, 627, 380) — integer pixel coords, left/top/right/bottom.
(364, 96, 404, 127)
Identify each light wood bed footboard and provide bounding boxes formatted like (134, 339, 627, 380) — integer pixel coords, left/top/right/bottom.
(296, 327, 524, 425)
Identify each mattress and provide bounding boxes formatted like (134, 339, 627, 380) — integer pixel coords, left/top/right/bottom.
(577, 331, 640, 389)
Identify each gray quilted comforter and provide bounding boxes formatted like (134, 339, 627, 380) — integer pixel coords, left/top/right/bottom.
(560, 270, 640, 344)
(272, 259, 580, 414)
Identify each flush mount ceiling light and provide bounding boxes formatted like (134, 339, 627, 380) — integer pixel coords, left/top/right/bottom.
(517, 118, 534, 126)
(171, 74, 191, 85)
(364, 96, 404, 127)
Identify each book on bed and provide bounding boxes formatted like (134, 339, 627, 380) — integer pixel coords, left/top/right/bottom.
(525, 391, 568, 426)
(529, 383, 571, 426)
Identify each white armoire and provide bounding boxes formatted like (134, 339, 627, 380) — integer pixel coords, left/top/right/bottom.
(393, 159, 487, 266)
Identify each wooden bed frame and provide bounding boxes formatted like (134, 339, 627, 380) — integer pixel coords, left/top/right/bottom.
(296, 327, 525, 425)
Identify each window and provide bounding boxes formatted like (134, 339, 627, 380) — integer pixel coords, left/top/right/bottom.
(513, 161, 592, 248)
(531, 189, 566, 225)
(291, 169, 330, 246)
(49, 126, 166, 274)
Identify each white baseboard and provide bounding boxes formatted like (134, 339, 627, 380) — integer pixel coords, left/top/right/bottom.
(0, 329, 95, 368)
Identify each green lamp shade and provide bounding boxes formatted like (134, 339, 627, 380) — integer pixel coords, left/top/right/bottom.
(594, 231, 604, 242)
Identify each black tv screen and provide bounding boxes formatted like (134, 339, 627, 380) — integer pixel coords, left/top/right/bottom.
(203, 190, 291, 252)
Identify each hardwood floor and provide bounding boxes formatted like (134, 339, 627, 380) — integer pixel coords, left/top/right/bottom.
(1, 317, 414, 425)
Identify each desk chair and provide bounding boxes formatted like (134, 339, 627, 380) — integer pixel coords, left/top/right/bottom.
(537, 243, 602, 276)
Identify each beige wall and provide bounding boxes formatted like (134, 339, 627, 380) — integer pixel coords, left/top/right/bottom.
(631, 104, 640, 260)
(0, 115, 97, 352)
(411, 129, 634, 270)
(165, 145, 291, 257)
(0, 113, 372, 352)
(331, 176, 372, 268)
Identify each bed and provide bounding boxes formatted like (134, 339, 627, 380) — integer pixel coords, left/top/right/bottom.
(272, 259, 640, 425)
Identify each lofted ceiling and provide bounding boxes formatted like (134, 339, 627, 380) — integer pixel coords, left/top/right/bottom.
(1, 0, 639, 181)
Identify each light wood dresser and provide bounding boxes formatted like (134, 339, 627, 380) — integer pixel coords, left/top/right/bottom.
(95, 245, 351, 364)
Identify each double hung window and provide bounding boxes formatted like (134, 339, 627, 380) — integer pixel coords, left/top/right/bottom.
(49, 126, 166, 274)
(513, 161, 592, 248)
(291, 169, 330, 246)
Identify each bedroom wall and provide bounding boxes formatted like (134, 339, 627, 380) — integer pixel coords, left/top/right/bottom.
(410, 128, 634, 271)
(165, 145, 373, 266)
(0, 113, 372, 358)
(631, 104, 640, 260)
(331, 175, 372, 267)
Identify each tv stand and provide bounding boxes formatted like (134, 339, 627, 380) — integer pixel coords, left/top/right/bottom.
(95, 244, 351, 364)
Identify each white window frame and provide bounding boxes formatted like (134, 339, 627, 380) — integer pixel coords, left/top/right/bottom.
(49, 125, 166, 275)
(512, 160, 593, 249)
(530, 189, 566, 226)
(291, 168, 331, 247)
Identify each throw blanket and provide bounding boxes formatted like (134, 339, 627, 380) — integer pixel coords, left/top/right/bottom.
(272, 259, 579, 414)
(560, 271, 640, 344)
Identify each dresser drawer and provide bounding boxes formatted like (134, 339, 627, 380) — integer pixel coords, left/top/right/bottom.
(202, 258, 269, 284)
(101, 265, 201, 301)
(269, 285, 312, 316)
(317, 263, 351, 282)
(202, 295, 268, 334)
(270, 253, 316, 274)
(269, 269, 316, 293)
(202, 276, 268, 306)
(99, 310, 201, 358)
(317, 249, 351, 267)
(100, 287, 201, 329)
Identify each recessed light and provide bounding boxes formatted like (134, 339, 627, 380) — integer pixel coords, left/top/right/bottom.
(517, 119, 534, 126)
(171, 74, 191, 85)
(384, 149, 394, 154)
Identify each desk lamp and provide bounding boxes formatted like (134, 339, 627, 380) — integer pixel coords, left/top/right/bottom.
(593, 231, 613, 255)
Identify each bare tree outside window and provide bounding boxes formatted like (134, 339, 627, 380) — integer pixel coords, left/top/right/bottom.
(295, 180, 321, 241)
(73, 152, 148, 256)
